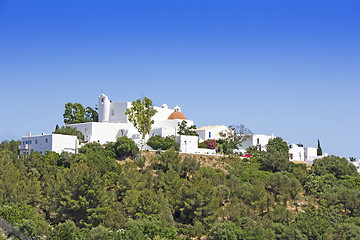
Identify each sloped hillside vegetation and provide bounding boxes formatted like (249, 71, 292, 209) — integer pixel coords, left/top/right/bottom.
(0, 138, 360, 239)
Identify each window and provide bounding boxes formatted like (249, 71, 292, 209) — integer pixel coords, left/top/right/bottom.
(35, 140, 37, 144)
(290, 153, 293, 159)
(45, 139, 48, 143)
(112, 109, 115, 116)
(209, 132, 211, 138)
(257, 138, 260, 145)
(289, 145, 292, 149)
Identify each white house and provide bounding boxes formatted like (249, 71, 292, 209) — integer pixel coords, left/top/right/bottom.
(288, 143, 327, 163)
(304, 147, 318, 162)
(177, 135, 216, 155)
(237, 134, 275, 153)
(289, 143, 305, 162)
(18, 133, 79, 155)
(196, 125, 229, 142)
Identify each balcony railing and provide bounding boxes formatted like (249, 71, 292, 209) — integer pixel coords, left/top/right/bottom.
(18, 144, 29, 150)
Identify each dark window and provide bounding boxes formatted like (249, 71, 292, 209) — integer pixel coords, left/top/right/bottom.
(290, 153, 293, 159)
(45, 139, 48, 143)
(257, 138, 260, 145)
(209, 132, 211, 138)
(35, 140, 37, 144)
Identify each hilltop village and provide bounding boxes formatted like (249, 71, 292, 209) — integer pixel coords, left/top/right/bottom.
(19, 94, 328, 164)
(2, 94, 360, 239)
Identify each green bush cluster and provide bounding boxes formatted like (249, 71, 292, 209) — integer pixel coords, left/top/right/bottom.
(0, 138, 359, 239)
(147, 135, 179, 151)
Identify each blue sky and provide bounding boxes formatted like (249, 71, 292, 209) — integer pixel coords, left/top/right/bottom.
(0, 0, 359, 158)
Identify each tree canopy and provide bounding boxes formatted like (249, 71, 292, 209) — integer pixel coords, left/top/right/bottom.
(0, 136, 359, 239)
(177, 121, 198, 136)
(53, 125, 85, 141)
(125, 97, 157, 139)
(218, 124, 252, 154)
(63, 102, 98, 124)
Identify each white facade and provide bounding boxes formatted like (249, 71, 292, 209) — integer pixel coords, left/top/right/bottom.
(18, 133, 78, 155)
(70, 94, 193, 146)
(178, 135, 216, 155)
(289, 144, 327, 162)
(196, 125, 229, 142)
(289, 143, 305, 162)
(238, 134, 275, 153)
(304, 147, 318, 162)
(98, 94, 179, 124)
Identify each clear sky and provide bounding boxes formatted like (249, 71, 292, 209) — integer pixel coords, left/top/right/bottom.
(0, 0, 359, 158)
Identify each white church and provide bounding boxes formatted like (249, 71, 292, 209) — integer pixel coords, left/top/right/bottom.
(18, 94, 326, 162)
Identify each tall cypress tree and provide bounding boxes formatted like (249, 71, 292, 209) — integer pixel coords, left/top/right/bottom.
(317, 139, 323, 156)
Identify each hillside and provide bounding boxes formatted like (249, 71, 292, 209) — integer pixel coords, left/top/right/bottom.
(0, 139, 360, 239)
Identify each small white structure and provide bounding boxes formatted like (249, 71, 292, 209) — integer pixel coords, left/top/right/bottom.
(178, 135, 216, 155)
(238, 134, 275, 153)
(304, 147, 318, 162)
(289, 143, 305, 162)
(288, 144, 327, 163)
(18, 133, 79, 155)
(196, 125, 229, 142)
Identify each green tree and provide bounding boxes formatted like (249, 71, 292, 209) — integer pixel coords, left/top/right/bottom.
(147, 135, 179, 150)
(63, 102, 98, 124)
(53, 125, 85, 141)
(112, 136, 139, 159)
(86, 106, 99, 122)
(125, 97, 157, 140)
(0, 140, 21, 154)
(177, 121, 198, 136)
(349, 157, 356, 162)
(262, 137, 290, 172)
(219, 124, 252, 154)
(312, 155, 358, 179)
(317, 139, 322, 156)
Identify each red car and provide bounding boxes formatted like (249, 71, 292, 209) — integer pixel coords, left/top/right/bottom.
(241, 153, 252, 158)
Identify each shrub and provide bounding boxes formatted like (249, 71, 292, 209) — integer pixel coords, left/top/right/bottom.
(53, 126, 84, 141)
(198, 142, 207, 149)
(147, 135, 179, 150)
(113, 136, 139, 159)
(204, 139, 217, 149)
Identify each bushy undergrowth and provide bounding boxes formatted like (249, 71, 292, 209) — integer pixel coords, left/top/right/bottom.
(0, 139, 360, 239)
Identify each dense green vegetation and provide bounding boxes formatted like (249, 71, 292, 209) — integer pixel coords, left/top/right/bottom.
(147, 136, 179, 151)
(0, 137, 360, 239)
(53, 125, 85, 141)
(63, 103, 98, 124)
(177, 121, 198, 136)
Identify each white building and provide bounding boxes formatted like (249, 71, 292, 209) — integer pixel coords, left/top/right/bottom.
(238, 134, 275, 153)
(288, 143, 327, 163)
(18, 133, 79, 155)
(69, 94, 208, 154)
(304, 147, 318, 162)
(196, 125, 229, 142)
(289, 143, 305, 162)
(177, 135, 216, 155)
(69, 94, 194, 145)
